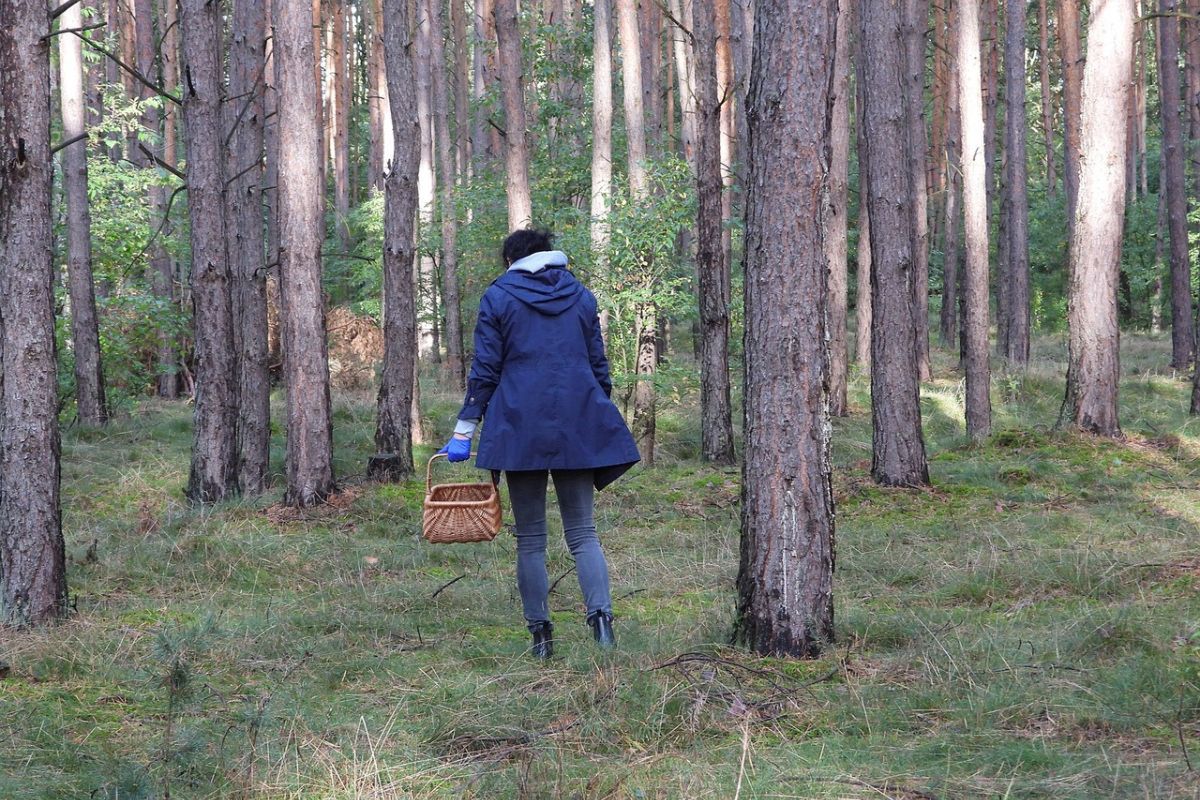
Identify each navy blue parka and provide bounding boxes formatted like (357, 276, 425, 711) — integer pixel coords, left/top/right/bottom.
(457, 256, 640, 490)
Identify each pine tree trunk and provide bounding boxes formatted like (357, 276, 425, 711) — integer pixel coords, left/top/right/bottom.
(1003, 0, 1031, 365)
(495, 0, 533, 228)
(735, 0, 836, 659)
(941, 14, 962, 348)
(0, 0, 66, 626)
(959, 0, 993, 440)
(1040, 0, 1057, 196)
(452, 0, 471, 179)
(859, 0, 931, 485)
(331, 0, 351, 249)
(415, 3, 438, 358)
(592, 0, 614, 256)
(473, 0, 495, 169)
(181, 0, 240, 504)
(639, 0, 664, 149)
(904, 0, 932, 382)
(854, 37, 872, 369)
(368, 0, 384, 189)
(1062, 0, 1134, 437)
(228, 0, 271, 496)
(982, 0, 1000, 209)
(693, 0, 736, 463)
(58, 0, 108, 426)
(616, 0, 656, 463)
(429, 0, 465, 386)
(373, 0, 420, 477)
(1159, 1, 1194, 370)
(264, 0, 284, 378)
(668, 0, 697, 167)
(274, 0, 337, 505)
(715, 0, 736, 269)
(827, 0, 852, 417)
(1059, 0, 1083, 231)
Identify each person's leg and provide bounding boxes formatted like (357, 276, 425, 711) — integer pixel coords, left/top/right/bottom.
(551, 469, 612, 617)
(506, 470, 551, 628)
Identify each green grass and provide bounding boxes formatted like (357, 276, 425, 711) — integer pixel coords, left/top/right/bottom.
(2, 333, 1199, 799)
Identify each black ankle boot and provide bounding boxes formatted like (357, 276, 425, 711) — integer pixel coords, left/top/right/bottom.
(529, 621, 553, 660)
(586, 611, 616, 649)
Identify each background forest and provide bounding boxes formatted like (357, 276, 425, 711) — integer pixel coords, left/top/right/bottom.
(1, 0, 1199, 797)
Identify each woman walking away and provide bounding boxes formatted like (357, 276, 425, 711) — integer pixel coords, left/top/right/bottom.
(438, 229, 640, 659)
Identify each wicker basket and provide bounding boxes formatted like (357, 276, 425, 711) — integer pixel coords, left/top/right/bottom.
(422, 453, 503, 544)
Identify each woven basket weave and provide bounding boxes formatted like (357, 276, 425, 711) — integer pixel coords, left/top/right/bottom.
(422, 454, 503, 544)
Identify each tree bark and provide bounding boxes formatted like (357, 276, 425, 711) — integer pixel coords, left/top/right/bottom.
(616, 0, 656, 462)
(1, 0, 66, 626)
(668, 0, 697, 168)
(1062, 0, 1134, 437)
(639, 0, 664, 149)
(1002, 0, 1030, 365)
(368, 0, 385, 189)
(904, 0, 932, 382)
(264, 0, 283, 378)
(415, 1, 438, 358)
(959, 0, 993, 440)
(693, 0, 737, 463)
(495, 0, 533, 228)
(735, 0, 837, 659)
(1039, 0, 1057, 196)
(228, 0, 271, 496)
(940, 13, 962, 348)
(181, 0, 240, 504)
(58, 0, 108, 426)
(859, 0, 931, 485)
(429, 0, 465, 386)
(592, 0, 614, 257)
(1059, 0, 1083, 231)
(331, 0, 351, 250)
(374, 0, 420, 476)
(452, 0, 471, 180)
(473, 0, 496, 170)
(854, 65, 872, 369)
(716, 0, 736, 269)
(827, 0, 852, 416)
(274, 0, 338, 505)
(1159, 1, 1194, 369)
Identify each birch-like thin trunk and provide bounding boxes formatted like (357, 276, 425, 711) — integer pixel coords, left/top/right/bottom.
(495, 0, 533, 228)
(591, 0, 614, 256)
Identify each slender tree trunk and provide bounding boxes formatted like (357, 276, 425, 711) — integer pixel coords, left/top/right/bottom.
(639, 0, 664, 150)
(1059, 0, 1083, 232)
(827, 0, 852, 416)
(1003, 0, 1031, 365)
(693, 0, 736, 463)
(859, 0, 931, 485)
(1040, 0, 1057, 196)
(181, 0, 240, 504)
(716, 0, 735, 268)
(982, 0, 1000, 208)
(854, 33, 872, 369)
(329, 0, 350, 249)
(264, 0, 283, 377)
(415, 2, 438, 358)
(373, 0, 420, 476)
(1062, 0, 1134, 437)
(941, 17, 962, 348)
(904, 0, 932, 382)
(592, 0, 614, 257)
(495, 0, 532, 228)
(429, 0, 465, 386)
(1186, 0, 1200, 200)
(452, 0, 471, 180)
(58, 0, 108, 425)
(368, 0, 385, 189)
(1159, 1, 1194, 369)
(735, 0, 836, 659)
(274, 0, 337, 505)
(669, 0, 697, 168)
(616, 0, 656, 462)
(959, 0, 993, 440)
(473, 0, 495, 169)
(1, 0, 66, 626)
(228, 0, 271, 496)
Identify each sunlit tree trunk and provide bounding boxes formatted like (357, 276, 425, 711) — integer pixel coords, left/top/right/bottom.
(1063, 0, 1134, 437)
(368, 0, 385, 189)
(1, 0, 66, 626)
(473, 0, 496, 169)
(859, 0, 931, 484)
(904, 0, 931, 382)
(182, 0, 240, 504)
(415, 2, 438, 358)
(331, 0, 351, 249)
(941, 7, 962, 348)
(854, 30, 872, 370)
(58, 0, 108, 426)
(228, 0, 271, 496)
(827, 0, 852, 417)
(693, 0, 736, 463)
(591, 0, 614, 257)
(1040, 0, 1057, 196)
(274, 0, 338, 505)
(452, 0, 471, 179)
(735, 0, 837, 659)
(1059, 0, 1083, 231)
(495, 0, 532, 228)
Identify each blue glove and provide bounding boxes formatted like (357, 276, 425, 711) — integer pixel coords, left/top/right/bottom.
(437, 434, 472, 463)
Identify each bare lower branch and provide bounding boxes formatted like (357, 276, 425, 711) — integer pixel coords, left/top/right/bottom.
(48, 0, 84, 21)
(41, 21, 105, 42)
(73, 30, 182, 106)
(51, 131, 89, 155)
(138, 142, 187, 181)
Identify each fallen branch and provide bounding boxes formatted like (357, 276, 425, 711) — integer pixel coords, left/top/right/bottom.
(51, 131, 88, 155)
(430, 573, 467, 599)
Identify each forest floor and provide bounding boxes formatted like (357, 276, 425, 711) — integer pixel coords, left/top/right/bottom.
(2, 332, 1199, 799)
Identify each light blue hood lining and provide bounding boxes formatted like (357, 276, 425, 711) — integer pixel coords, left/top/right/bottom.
(508, 250, 569, 273)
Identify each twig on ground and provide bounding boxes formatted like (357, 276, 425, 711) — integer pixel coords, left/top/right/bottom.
(548, 566, 576, 594)
(430, 573, 467, 599)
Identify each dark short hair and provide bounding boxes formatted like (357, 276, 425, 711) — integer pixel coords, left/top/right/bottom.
(502, 228, 555, 265)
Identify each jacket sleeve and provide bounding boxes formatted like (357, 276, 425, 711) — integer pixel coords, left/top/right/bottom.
(458, 291, 504, 421)
(586, 296, 613, 399)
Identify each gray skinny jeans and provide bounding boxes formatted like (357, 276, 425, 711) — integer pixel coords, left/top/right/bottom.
(505, 469, 612, 628)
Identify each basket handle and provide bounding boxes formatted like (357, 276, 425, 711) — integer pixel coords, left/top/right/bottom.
(426, 452, 497, 494)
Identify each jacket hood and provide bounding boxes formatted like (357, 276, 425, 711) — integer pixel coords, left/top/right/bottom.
(494, 260, 584, 315)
